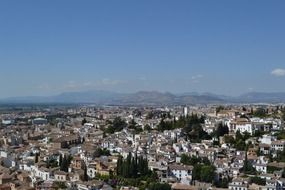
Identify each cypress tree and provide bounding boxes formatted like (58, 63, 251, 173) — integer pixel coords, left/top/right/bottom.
(138, 156, 143, 175)
(35, 153, 39, 163)
(116, 153, 150, 178)
(60, 155, 69, 172)
(83, 164, 88, 181)
(130, 157, 135, 178)
(116, 156, 123, 176)
(126, 152, 132, 177)
(46, 158, 50, 168)
(134, 153, 138, 178)
(60, 155, 64, 171)
(142, 157, 148, 175)
(59, 154, 63, 167)
(122, 161, 127, 177)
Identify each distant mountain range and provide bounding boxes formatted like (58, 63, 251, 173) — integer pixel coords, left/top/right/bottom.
(1, 90, 285, 105)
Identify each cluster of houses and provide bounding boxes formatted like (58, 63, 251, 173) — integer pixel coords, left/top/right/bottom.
(0, 105, 284, 190)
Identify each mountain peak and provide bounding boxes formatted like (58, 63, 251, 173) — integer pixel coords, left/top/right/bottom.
(1, 91, 285, 105)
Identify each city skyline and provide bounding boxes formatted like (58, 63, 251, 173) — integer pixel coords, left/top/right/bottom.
(1, 2, 285, 189)
(0, 1, 285, 98)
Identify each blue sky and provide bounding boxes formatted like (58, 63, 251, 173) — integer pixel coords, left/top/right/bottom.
(0, 0, 285, 98)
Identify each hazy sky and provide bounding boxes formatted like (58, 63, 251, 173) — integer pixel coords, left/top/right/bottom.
(0, 1, 285, 98)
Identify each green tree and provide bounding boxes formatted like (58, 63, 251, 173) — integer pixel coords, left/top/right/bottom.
(216, 106, 224, 113)
(60, 155, 72, 172)
(213, 122, 229, 138)
(117, 156, 123, 175)
(180, 154, 209, 166)
(282, 110, 285, 121)
(106, 117, 127, 134)
(157, 119, 173, 131)
(200, 165, 215, 183)
(93, 148, 111, 158)
(234, 131, 249, 151)
(81, 118, 87, 126)
(253, 108, 267, 118)
(146, 112, 154, 119)
(35, 153, 39, 163)
(192, 163, 216, 183)
(116, 153, 150, 179)
(192, 164, 202, 181)
(144, 124, 151, 131)
(126, 152, 132, 178)
(241, 153, 256, 175)
(224, 135, 235, 144)
(128, 119, 137, 129)
(181, 114, 210, 142)
(82, 163, 88, 181)
(60, 156, 67, 171)
(58, 154, 62, 167)
(250, 176, 266, 185)
(215, 177, 230, 188)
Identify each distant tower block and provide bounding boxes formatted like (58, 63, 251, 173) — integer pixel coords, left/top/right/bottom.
(184, 107, 188, 117)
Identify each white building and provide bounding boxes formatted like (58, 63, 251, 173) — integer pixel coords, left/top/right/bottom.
(229, 178, 248, 190)
(271, 140, 285, 152)
(31, 166, 50, 181)
(229, 118, 254, 135)
(184, 107, 188, 117)
(259, 135, 276, 145)
(1, 119, 14, 125)
(168, 164, 193, 184)
(54, 171, 67, 182)
(254, 163, 267, 174)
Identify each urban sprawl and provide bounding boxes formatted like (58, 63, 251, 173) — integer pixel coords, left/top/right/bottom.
(0, 104, 285, 190)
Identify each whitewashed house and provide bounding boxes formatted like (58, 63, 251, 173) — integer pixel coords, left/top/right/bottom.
(168, 164, 193, 185)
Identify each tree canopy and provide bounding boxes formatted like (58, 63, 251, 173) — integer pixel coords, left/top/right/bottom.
(93, 148, 111, 158)
(240, 153, 256, 175)
(181, 114, 210, 143)
(180, 154, 210, 166)
(81, 118, 87, 126)
(106, 117, 127, 134)
(250, 176, 266, 185)
(213, 122, 229, 138)
(116, 153, 151, 179)
(60, 154, 72, 172)
(192, 164, 216, 183)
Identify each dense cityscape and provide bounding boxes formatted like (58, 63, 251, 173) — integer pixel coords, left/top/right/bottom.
(1, 0, 285, 190)
(0, 104, 285, 190)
